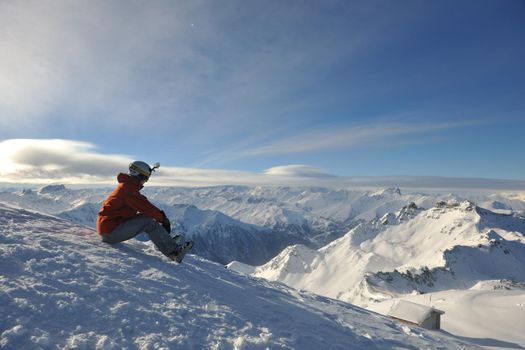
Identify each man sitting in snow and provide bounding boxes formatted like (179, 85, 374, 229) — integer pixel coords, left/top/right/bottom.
(97, 161, 191, 262)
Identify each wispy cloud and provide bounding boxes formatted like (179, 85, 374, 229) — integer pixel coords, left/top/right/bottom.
(0, 139, 334, 186)
(201, 119, 483, 163)
(0, 1, 394, 143)
(1, 139, 524, 191)
(264, 165, 335, 178)
(0, 139, 131, 183)
(246, 119, 485, 156)
(0, 1, 212, 132)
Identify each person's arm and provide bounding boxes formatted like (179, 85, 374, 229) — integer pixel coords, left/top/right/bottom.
(125, 191, 164, 222)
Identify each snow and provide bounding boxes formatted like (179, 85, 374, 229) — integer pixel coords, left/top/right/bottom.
(2, 184, 523, 253)
(387, 300, 444, 325)
(230, 198, 525, 349)
(38, 184, 67, 194)
(0, 202, 475, 349)
(242, 201, 525, 303)
(368, 285, 525, 350)
(2, 184, 525, 349)
(0, 185, 441, 262)
(144, 185, 438, 243)
(224, 261, 256, 275)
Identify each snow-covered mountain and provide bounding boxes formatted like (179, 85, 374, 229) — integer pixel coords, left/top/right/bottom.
(57, 202, 101, 228)
(238, 200, 525, 305)
(469, 192, 525, 215)
(145, 186, 438, 246)
(0, 185, 439, 265)
(228, 200, 525, 348)
(0, 185, 106, 215)
(164, 204, 301, 265)
(0, 202, 475, 349)
(2, 184, 524, 269)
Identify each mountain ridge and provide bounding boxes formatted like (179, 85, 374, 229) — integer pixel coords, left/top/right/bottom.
(234, 200, 525, 307)
(0, 202, 475, 349)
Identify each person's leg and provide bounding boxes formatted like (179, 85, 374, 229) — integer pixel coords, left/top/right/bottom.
(143, 221, 178, 256)
(102, 214, 177, 257)
(101, 215, 157, 243)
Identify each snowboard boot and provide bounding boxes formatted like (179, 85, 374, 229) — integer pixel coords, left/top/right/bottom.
(172, 234, 183, 244)
(168, 241, 194, 263)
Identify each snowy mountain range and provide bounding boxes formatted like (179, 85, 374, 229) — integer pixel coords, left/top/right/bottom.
(228, 198, 525, 348)
(0, 202, 476, 349)
(1, 184, 524, 267)
(1, 184, 525, 348)
(0, 185, 436, 264)
(162, 204, 295, 265)
(238, 199, 525, 302)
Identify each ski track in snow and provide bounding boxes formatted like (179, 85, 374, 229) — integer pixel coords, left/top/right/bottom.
(0, 202, 475, 349)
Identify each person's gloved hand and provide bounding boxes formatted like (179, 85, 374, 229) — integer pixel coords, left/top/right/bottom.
(160, 211, 171, 233)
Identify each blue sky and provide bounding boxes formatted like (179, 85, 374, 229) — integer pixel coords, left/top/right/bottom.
(0, 0, 524, 186)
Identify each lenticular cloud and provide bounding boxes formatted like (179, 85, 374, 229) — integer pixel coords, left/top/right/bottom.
(0, 139, 130, 183)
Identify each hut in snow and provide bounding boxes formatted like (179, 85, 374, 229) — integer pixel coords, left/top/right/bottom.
(387, 300, 445, 330)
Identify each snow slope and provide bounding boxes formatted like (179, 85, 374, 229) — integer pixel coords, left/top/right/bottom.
(0, 202, 476, 349)
(57, 202, 100, 228)
(165, 204, 298, 265)
(227, 200, 525, 348)
(0, 185, 441, 265)
(244, 201, 525, 304)
(368, 281, 525, 350)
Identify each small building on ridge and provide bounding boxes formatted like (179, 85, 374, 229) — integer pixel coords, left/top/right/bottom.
(387, 300, 445, 330)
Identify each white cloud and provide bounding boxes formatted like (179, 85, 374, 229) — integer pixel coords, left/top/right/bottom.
(198, 119, 484, 165)
(241, 120, 480, 157)
(1, 139, 524, 191)
(0, 139, 131, 184)
(0, 139, 332, 186)
(264, 165, 334, 178)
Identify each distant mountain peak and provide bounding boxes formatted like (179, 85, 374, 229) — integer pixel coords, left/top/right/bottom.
(39, 184, 67, 194)
(20, 188, 35, 196)
(371, 188, 402, 198)
(435, 199, 475, 212)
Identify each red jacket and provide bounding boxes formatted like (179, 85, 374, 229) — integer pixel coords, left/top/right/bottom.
(97, 173, 164, 234)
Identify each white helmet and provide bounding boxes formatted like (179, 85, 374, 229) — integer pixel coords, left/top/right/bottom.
(129, 161, 160, 182)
